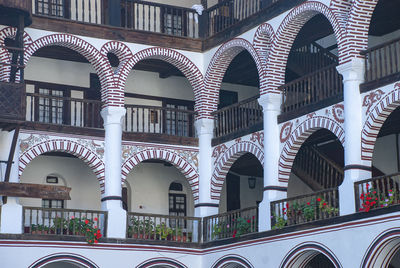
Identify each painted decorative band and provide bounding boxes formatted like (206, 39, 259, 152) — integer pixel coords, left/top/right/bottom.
(101, 196, 123, 202)
(343, 165, 372, 171)
(263, 186, 288, 192)
(194, 203, 219, 208)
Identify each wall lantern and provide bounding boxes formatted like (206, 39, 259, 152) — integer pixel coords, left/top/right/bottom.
(248, 177, 256, 189)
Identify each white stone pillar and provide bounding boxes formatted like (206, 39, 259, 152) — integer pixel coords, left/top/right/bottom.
(194, 118, 219, 218)
(100, 106, 127, 238)
(0, 130, 23, 234)
(337, 58, 371, 215)
(258, 94, 286, 231)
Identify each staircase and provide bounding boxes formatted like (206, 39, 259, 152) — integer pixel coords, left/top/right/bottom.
(292, 145, 344, 191)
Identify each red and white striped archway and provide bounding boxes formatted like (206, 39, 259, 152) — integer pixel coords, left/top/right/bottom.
(211, 141, 264, 201)
(278, 116, 344, 185)
(19, 138, 106, 193)
(121, 148, 199, 201)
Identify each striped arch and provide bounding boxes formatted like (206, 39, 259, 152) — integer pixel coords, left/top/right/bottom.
(329, 0, 353, 27)
(121, 148, 199, 201)
(19, 139, 106, 193)
(24, 34, 114, 106)
(203, 38, 265, 117)
(29, 253, 99, 268)
(136, 258, 187, 268)
(212, 254, 254, 268)
(211, 141, 264, 200)
(280, 242, 342, 268)
(118, 47, 204, 116)
(361, 84, 400, 164)
(361, 228, 400, 268)
(253, 23, 275, 67)
(278, 116, 344, 185)
(100, 41, 133, 85)
(0, 27, 33, 82)
(342, 0, 379, 63)
(265, 1, 345, 94)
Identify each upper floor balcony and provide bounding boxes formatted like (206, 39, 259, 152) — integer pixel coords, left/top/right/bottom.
(28, 0, 304, 51)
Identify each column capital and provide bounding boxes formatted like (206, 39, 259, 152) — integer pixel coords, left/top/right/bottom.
(258, 93, 281, 112)
(100, 106, 126, 126)
(195, 118, 214, 136)
(336, 58, 365, 82)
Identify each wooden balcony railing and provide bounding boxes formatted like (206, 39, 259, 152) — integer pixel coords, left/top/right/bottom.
(124, 104, 195, 137)
(23, 207, 107, 239)
(126, 212, 202, 243)
(361, 37, 400, 86)
(203, 206, 258, 242)
(207, 0, 279, 36)
(354, 172, 400, 212)
(33, 0, 199, 38)
(26, 93, 103, 128)
(280, 64, 343, 119)
(270, 188, 339, 229)
(212, 95, 262, 138)
(25, 93, 195, 137)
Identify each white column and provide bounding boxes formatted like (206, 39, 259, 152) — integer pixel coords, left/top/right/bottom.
(100, 106, 127, 238)
(0, 130, 23, 234)
(337, 58, 371, 215)
(258, 94, 286, 231)
(194, 118, 219, 218)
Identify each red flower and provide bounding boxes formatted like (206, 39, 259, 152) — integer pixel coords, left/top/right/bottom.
(232, 234, 236, 238)
(286, 203, 289, 209)
(389, 189, 393, 192)
(323, 202, 327, 206)
(94, 217, 98, 222)
(317, 198, 321, 202)
(94, 240, 98, 244)
(97, 229, 101, 234)
(307, 202, 310, 205)
(373, 191, 377, 194)
(85, 219, 89, 225)
(247, 219, 251, 223)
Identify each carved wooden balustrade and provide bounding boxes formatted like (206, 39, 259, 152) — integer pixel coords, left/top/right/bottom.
(270, 188, 339, 229)
(355, 172, 400, 212)
(212, 95, 262, 139)
(23, 207, 107, 239)
(280, 64, 343, 121)
(203, 206, 258, 242)
(126, 212, 202, 243)
(361, 37, 400, 89)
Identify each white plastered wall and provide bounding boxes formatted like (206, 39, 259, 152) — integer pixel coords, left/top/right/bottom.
(19, 155, 102, 210)
(125, 162, 194, 217)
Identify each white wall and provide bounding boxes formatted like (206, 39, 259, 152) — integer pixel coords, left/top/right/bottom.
(125, 162, 194, 217)
(373, 134, 399, 175)
(218, 172, 263, 213)
(19, 155, 102, 210)
(25, 55, 259, 104)
(287, 173, 313, 198)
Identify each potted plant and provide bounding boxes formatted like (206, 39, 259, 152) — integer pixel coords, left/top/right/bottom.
(53, 217, 66, 234)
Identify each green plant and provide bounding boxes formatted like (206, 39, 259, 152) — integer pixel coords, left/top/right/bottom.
(212, 221, 225, 239)
(234, 217, 251, 237)
(53, 217, 67, 230)
(272, 214, 287, 230)
(155, 222, 172, 239)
